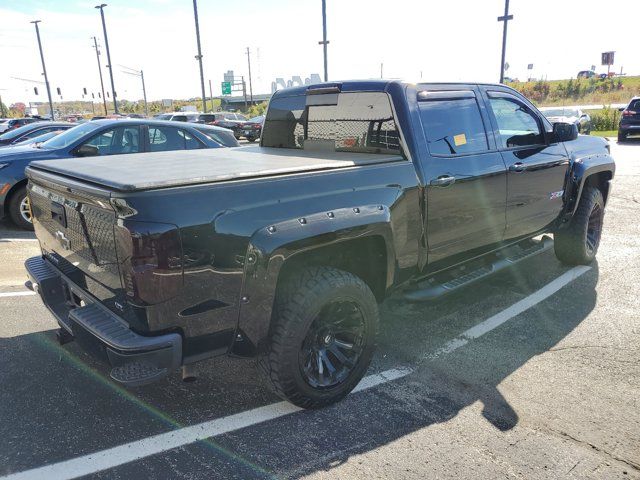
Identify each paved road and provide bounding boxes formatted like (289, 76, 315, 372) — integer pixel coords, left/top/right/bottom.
(0, 139, 638, 479)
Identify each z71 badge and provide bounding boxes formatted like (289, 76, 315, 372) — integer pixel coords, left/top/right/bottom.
(549, 190, 564, 200)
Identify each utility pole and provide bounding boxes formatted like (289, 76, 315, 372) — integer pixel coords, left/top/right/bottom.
(95, 4, 119, 114)
(380, 63, 383, 79)
(242, 75, 247, 110)
(192, 0, 207, 113)
(120, 65, 148, 117)
(319, 0, 329, 81)
(246, 47, 254, 104)
(208, 79, 214, 112)
(92, 36, 108, 115)
(497, 0, 513, 84)
(30, 20, 55, 120)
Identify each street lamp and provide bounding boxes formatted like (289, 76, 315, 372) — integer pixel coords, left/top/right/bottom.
(30, 20, 55, 120)
(319, 0, 329, 82)
(192, 0, 207, 113)
(95, 4, 118, 114)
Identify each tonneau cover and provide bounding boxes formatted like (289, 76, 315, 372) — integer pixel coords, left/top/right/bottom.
(28, 145, 404, 192)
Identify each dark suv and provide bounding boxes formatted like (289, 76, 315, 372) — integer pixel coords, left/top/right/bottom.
(618, 97, 640, 142)
(204, 112, 248, 138)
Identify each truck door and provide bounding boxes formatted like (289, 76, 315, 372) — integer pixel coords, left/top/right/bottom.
(417, 88, 507, 264)
(482, 89, 569, 241)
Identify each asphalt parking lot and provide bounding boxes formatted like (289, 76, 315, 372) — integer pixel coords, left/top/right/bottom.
(0, 139, 638, 480)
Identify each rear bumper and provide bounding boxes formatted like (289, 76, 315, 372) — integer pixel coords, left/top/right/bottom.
(25, 256, 182, 386)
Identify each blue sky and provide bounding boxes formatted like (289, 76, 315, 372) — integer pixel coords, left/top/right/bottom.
(1, 0, 639, 105)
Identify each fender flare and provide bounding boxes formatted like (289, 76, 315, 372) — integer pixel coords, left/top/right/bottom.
(235, 204, 395, 353)
(563, 153, 615, 219)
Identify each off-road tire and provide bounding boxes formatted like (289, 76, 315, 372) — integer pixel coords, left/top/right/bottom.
(554, 187, 604, 265)
(259, 267, 379, 409)
(8, 186, 34, 231)
(618, 131, 626, 143)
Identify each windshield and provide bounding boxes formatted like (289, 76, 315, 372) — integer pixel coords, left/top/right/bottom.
(545, 108, 578, 117)
(248, 115, 264, 123)
(41, 122, 101, 149)
(16, 131, 60, 145)
(0, 122, 43, 141)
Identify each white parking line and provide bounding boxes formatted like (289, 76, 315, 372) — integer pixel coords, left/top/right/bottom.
(1, 265, 591, 480)
(1, 368, 412, 480)
(427, 265, 591, 359)
(0, 291, 35, 298)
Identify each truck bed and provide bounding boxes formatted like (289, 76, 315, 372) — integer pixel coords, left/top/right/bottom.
(28, 145, 404, 192)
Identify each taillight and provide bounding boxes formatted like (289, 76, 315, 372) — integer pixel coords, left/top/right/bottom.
(117, 221, 183, 306)
(253, 124, 261, 129)
(622, 110, 636, 117)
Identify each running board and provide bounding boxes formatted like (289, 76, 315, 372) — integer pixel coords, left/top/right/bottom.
(404, 236, 554, 302)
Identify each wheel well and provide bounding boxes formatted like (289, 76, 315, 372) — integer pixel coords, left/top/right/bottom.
(276, 236, 388, 302)
(3, 179, 27, 215)
(584, 171, 613, 204)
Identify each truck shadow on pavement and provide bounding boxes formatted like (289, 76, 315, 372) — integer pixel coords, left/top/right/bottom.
(0, 257, 599, 478)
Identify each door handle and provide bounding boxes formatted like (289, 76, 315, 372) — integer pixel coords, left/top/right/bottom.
(509, 162, 526, 172)
(430, 175, 456, 187)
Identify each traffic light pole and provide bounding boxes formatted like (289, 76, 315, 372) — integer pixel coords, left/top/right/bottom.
(31, 21, 55, 120)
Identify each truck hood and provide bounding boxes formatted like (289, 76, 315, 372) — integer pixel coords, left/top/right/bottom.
(563, 133, 610, 159)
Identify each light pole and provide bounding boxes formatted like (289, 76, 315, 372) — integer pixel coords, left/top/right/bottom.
(95, 4, 118, 114)
(192, 0, 207, 113)
(319, 0, 329, 81)
(30, 20, 55, 120)
(92, 36, 108, 115)
(497, 0, 513, 84)
(246, 47, 253, 105)
(120, 65, 148, 117)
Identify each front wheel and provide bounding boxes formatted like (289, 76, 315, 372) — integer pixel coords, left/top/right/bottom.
(259, 267, 379, 409)
(554, 187, 604, 265)
(8, 186, 34, 230)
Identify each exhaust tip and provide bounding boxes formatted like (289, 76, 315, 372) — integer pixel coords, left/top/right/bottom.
(182, 364, 197, 383)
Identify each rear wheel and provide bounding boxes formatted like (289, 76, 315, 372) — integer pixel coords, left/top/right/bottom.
(618, 131, 627, 143)
(8, 186, 34, 231)
(259, 267, 378, 408)
(554, 187, 604, 265)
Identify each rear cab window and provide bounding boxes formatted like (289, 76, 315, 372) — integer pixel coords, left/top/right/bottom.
(262, 90, 403, 156)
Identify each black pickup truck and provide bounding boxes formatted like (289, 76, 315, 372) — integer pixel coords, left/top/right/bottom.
(25, 81, 614, 408)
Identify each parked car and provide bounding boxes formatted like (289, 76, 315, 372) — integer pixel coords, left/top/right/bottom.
(618, 97, 640, 142)
(577, 70, 596, 79)
(542, 108, 591, 134)
(239, 115, 264, 142)
(13, 130, 66, 146)
(0, 119, 10, 133)
(154, 112, 200, 122)
(0, 117, 41, 133)
(24, 80, 614, 409)
(0, 122, 74, 147)
(203, 112, 248, 138)
(0, 119, 237, 229)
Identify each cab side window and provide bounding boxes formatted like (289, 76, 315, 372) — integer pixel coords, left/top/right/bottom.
(148, 126, 203, 152)
(418, 94, 489, 156)
(82, 126, 140, 155)
(488, 96, 544, 148)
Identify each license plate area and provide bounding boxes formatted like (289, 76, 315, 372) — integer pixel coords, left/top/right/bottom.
(51, 201, 67, 228)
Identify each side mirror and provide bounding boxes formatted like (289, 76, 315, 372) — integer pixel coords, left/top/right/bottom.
(75, 144, 99, 157)
(618, 107, 625, 112)
(552, 122, 578, 143)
